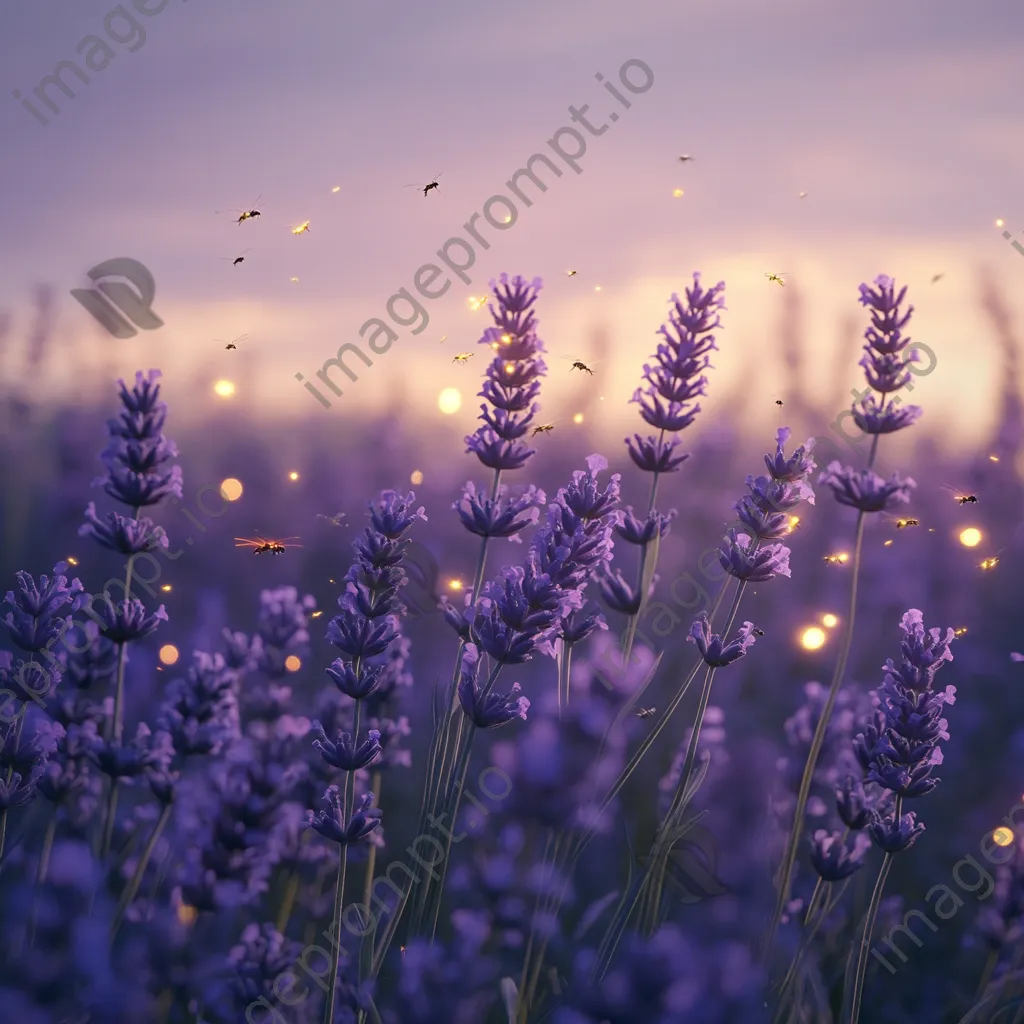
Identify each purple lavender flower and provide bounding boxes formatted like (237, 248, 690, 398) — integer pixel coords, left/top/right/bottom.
(810, 829, 868, 881)
(687, 615, 758, 667)
(157, 651, 241, 757)
(718, 530, 791, 582)
(457, 644, 530, 728)
(625, 273, 726, 475)
(836, 775, 872, 830)
(78, 502, 169, 556)
(615, 507, 677, 546)
(255, 586, 315, 679)
(868, 810, 925, 853)
(818, 462, 916, 513)
(311, 723, 382, 771)
(2, 562, 84, 653)
(306, 787, 381, 845)
(465, 274, 547, 472)
(91, 597, 168, 643)
(852, 274, 924, 433)
(94, 369, 183, 507)
(454, 481, 545, 543)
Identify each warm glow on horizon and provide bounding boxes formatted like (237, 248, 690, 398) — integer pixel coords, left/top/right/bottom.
(159, 644, 179, 665)
(800, 627, 827, 650)
(438, 388, 462, 414)
(213, 379, 235, 398)
(959, 528, 982, 547)
(220, 478, 244, 501)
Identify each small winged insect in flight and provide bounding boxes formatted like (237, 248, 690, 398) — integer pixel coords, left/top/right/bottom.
(317, 512, 347, 527)
(566, 269, 578, 277)
(221, 249, 252, 267)
(824, 552, 850, 565)
(217, 194, 264, 225)
(753, 627, 765, 637)
(290, 220, 311, 235)
(941, 485, 978, 505)
(634, 707, 657, 718)
(678, 154, 694, 163)
(891, 517, 920, 529)
(766, 272, 788, 286)
(979, 553, 1001, 571)
(405, 173, 442, 197)
(560, 355, 597, 376)
(953, 627, 968, 638)
(531, 423, 554, 437)
(775, 399, 784, 406)
(219, 333, 248, 351)
(235, 535, 302, 556)
(452, 352, 474, 364)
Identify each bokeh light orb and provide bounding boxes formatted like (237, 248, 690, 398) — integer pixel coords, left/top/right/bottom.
(959, 528, 982, 548)
(410, 470, 424, 485)
(219, 478, 244, 501)
(438, 388, 462, 414)
(992, 827, 1014, 847)
(822, 614, 839, 628)
(159, 644, 179, 665)
(213, 380, 235, 398)
(800, 627, 827, 651)
(285, 655, 301, 672)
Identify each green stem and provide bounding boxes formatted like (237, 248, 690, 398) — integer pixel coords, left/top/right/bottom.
(764, 499, 872, 956)
(110, 801, 172, 942)
(360, 771, 383, 911)
(847, 840, 896, 1022)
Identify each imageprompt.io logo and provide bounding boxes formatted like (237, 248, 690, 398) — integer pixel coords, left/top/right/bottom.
(71, 257, 164, 338)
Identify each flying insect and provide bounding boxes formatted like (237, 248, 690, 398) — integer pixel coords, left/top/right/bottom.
(941, 485, 978, 505)
(766, 272, 788, 286)
(219, 333, 248, 351)
(452, 352, 474, 364)
(217, 194, 264, 225)
(531, 423, 555, 436)
(405, 173, 442, 197)
(235, 535, 302, 556)
(220, 249, 252, 266)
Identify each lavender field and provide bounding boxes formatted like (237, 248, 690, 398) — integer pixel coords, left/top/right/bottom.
(0, 265, 1022, 1024)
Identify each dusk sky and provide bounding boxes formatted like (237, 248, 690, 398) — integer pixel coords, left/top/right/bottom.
(1, 0, 1022, 450)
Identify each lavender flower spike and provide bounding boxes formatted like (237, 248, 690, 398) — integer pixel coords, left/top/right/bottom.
(626, 272, 726, 475)
(687, 615, 758, 667)
(307, 787, 381, 846)
(465, 274, 547, 472)
(818, 462, 916, 514)
(2, 562, 84, 653)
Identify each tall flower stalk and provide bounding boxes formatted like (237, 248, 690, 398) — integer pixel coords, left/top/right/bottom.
(82, 369, 178, 859)
(315, 490, 424, 1024)
(766, 275, 923, 955)
(844, 610, 957, 1022)
(609, 273, 726, 664)
(606, 428, 816, 947)
(407, 274, 546, 937)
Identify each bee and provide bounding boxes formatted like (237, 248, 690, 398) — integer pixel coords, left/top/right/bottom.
(824, 552, 850, 565)
(752, 627, 765, 637)
(634, 707, 657, 718)
(531, 423, 555, 436)
(316, 512, 347, 527)
(290, 220, 311, 235)
(889, 516, 920, 529)
(218, 333, 248, 351)
(566, 269, 578, 277)
(765, 272, 788, 286)
(953, 627, 968, 638)
(979, 556, 1001, 571)
(942, 485, 978, 505)
(678, 154, 694, 163)
(217, 194, 264, 225)
(452, 352, 474, 364)
(220, 248, 252, 267)
(234, 535, 302, 556)
(404, 173, 442, 197)
(775, 399, 784, 406)
(558, 354, 598, 375)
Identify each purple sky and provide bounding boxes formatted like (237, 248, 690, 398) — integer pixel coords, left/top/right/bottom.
(1, 0, 1022, 451)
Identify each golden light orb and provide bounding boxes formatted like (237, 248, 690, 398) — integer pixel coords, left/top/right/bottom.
(959, 528, 982, 548)
(438, 388, 462, 414)
(159, 644, 180, 666)
(213, 379, 235, 398)
(220, 478, 244, 501)
(410, 470, 424, 485)
(800, 627, 827, 651)
(285, 655, 301, 672)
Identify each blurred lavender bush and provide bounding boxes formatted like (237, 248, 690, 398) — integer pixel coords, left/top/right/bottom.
(0, 270, 1022, 1024)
